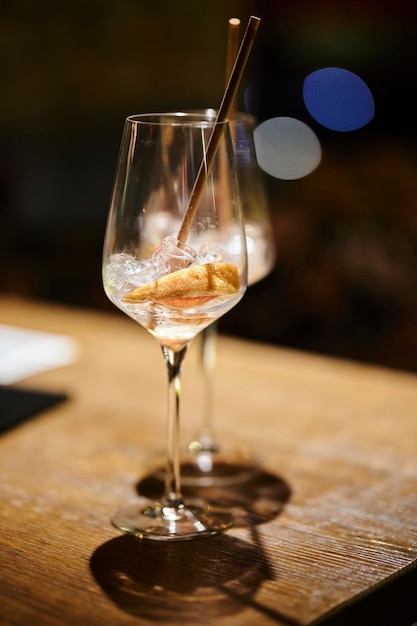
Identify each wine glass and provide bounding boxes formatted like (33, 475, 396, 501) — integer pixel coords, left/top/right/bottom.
(183, 111, 276, 486)
(102, 112, 248, 539)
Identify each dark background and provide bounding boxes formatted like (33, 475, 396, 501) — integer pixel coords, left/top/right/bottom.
(1, 0, 416, 372)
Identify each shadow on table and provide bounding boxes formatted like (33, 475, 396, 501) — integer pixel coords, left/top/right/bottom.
(90, 470, 297, 624)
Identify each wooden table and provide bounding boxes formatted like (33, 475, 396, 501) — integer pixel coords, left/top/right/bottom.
(1, 296, 417, 626)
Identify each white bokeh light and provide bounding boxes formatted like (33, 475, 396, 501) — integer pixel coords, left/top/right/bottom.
(254, 116, 322, 180)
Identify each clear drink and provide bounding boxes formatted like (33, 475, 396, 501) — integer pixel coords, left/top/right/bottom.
(104, 250, 244, 351)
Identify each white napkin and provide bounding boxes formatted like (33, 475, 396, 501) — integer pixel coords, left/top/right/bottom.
(0, 324, 78, 384)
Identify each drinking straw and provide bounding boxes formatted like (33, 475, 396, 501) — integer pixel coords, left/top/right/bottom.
(225, 17, 241, 126)
(177, 15, 261, 244)
(225, 18, 241, 87)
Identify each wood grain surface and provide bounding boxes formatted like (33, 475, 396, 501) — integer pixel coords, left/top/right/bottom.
(0, 296, 416, 625)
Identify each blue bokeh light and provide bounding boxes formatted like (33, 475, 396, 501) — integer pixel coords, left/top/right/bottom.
(303, 67, 375, 132)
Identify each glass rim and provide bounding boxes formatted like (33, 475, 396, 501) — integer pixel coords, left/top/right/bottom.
(125, 112, 231, 127)
(188, 109, 256, 124)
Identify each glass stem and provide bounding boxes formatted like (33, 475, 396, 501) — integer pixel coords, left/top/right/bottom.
(162, 345, 187, 507)
(198, 322, 219, 452)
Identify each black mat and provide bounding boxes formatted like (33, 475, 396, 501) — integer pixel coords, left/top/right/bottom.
(312, 561, 417, 626)
(0, 386, 67, 434)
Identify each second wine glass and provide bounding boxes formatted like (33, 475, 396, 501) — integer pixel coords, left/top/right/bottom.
(183, 112, 276, 486)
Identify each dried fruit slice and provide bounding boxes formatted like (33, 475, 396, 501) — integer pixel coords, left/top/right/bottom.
(122, 262, 240, 307)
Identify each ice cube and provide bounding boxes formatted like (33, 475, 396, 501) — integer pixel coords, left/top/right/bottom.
(106, 237, 198, 294)
(106, 253, 140, 289)
(153, 236, 197, 274)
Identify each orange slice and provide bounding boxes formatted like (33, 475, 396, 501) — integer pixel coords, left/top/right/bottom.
(122, 262, 240, 308)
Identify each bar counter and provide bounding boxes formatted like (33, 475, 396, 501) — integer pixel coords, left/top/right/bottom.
(1, 296, 416, 625)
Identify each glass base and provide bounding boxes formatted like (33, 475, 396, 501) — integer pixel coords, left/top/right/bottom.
(180, 440, 261, 487)
(111, 497, 233, 541)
